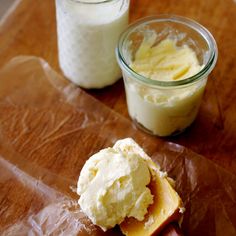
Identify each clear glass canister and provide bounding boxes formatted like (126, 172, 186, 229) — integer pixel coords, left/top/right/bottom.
(55, 0, 129, 89)
(116, 15, 218, 137)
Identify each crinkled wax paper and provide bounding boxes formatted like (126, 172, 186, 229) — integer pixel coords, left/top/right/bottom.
(0, 56, 235, 236)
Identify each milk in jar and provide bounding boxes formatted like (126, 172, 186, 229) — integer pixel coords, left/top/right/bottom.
(55, 0, 129, 88)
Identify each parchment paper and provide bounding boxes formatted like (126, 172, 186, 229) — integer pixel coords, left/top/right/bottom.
(0, 56, 235, 236)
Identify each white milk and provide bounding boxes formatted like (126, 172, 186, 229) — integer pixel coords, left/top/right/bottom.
(56, 0, 129, 88)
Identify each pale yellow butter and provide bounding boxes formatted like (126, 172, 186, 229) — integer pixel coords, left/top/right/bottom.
(131, 38, 202, 81)
(126, 38, 206, 136)
(77, 139, 153, 231)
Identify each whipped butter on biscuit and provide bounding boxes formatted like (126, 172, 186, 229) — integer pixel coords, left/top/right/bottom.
(77, 138, 184, 234)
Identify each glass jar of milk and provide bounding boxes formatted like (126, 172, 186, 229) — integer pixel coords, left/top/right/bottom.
(116, 15, 218, 137)
(55, 0, 129, 89)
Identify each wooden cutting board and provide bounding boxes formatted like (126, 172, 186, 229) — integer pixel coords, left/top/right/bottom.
(0, 56, 235, 236)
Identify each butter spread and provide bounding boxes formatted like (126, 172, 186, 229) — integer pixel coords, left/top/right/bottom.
(125, 38, 206, 136)
(77, 139, 154, 231)
(131, 38, 202, 81)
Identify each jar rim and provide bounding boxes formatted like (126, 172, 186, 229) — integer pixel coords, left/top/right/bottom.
(116, 14, 218, 87)
(69, 0, 119, 4)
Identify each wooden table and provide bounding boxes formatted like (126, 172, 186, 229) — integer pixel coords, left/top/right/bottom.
(0, 0, 235, 175)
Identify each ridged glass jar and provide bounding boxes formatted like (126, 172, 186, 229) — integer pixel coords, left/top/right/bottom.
(116, 15, 218, 136)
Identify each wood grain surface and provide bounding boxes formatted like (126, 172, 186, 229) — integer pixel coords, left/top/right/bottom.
(0, 1, 236, 235)
(0, 0, 235, 174)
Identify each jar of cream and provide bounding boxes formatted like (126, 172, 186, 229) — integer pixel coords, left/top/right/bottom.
(116, 15, 218, 136)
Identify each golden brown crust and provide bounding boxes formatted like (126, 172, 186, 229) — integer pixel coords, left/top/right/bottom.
(120, 166, 183, 236)
(151, 208, 182, 236)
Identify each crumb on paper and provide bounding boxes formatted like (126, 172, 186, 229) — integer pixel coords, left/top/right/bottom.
(70, 185, 77, 193)
(179, 207, 185, 214)
(159, 171, 168, 178)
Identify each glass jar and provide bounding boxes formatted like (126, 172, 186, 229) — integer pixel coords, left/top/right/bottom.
(116, 15, 218, 137)
(55, 0, 129, 89)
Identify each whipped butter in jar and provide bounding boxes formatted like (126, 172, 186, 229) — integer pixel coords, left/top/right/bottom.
(56, 0, 129, 89)
(116, 15, 218, 136)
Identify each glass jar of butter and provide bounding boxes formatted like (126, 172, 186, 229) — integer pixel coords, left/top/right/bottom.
(116, 15, 218, 137)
